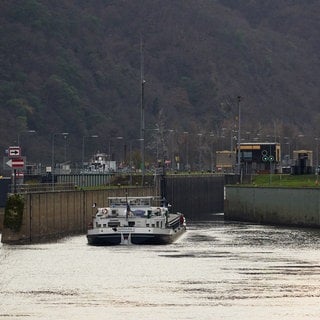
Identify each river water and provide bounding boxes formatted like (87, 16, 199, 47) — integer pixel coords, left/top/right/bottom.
(1, 216, 320, 320)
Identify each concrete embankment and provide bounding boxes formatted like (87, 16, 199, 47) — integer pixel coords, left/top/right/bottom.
(225, 186, 320, 227)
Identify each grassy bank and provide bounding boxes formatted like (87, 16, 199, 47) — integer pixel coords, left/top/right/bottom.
(250, 174, 320, 187)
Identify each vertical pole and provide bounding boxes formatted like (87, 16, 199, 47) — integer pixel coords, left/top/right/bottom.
(184, 132, 189, 171)
(129, 142, 132, 185)
(269, 144, 272, 185)
(237, 96, 242, 176)
(316, 138, 319, 184)
(140, 37, 145, 185)
(108, 140, 111, 171)
(198, 133, 202, 172)
(316, 138, 319, 169)
(29, 193, 32, 243)
(51, 132, 68, 190)
(141, 80, 145, 177)
(81, 136, 85, 187)
(13, 169, 17, 194)
(82, 136, 85, 172)
(171, 130, 174, 170)
(64, 135, 67, 162)
(210, 134, 214, 173)
(160, 164, 166, 200)
(51, 134, 55, 190)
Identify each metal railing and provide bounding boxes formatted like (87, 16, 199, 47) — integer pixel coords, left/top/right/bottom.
(10, 183, 76, 194)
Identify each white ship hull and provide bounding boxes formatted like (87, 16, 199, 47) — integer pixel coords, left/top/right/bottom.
(87, 224, 186, 245)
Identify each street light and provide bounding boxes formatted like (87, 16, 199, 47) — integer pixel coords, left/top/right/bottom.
(210, 133, 215, 172)
(51, 132, 69, 189)
(140, 79, 146, 182)
(17, 130, 36, 146)
(197, 133, 203, 171)
(315, 137, 319, 170)
(63, 134, 68, 162)
(183, 132, 189, 171)
(140, 37, 146, 184)
(283, 137, 291, 162)
(296, 134, 304, 150)
(82, 135, 99, 171)
(108, 136, 123, 171)
(16, 130, 36, 166)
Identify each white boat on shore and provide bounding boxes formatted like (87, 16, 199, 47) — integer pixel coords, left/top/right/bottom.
(87, 196, 186, 245)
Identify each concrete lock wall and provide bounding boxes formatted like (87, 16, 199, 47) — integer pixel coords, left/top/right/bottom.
(1, 187, 157, 244)
(1, 175, 225, 244)
(225, 186, 320, 227)
(165, 175, 225, 220)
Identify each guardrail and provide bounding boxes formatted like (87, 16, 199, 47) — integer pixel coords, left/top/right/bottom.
(10, 183, 76, 193)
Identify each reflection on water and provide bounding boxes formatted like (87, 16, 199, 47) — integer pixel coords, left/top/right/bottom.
(1, 220, 320, 319)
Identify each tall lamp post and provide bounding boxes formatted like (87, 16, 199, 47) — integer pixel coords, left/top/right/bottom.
(17, 130, 36, 169)
(210, 133, 215, 173)
(140, 37, 146, 184)
(315, 137, 319, 172)
(183, 131, 189, 171)
(52, 132, 69, 189)
(237, 96, 242, 175)
(108, 136, 123, 171)
(283, 136, 291, 166)
(197, 133, 203, 171)
(82, 135, 99, 171)
(140, 79, 146, 182)
(17, 130, 36, 146)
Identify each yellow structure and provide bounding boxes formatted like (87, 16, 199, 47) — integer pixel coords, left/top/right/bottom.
(216, 151, 236, 172)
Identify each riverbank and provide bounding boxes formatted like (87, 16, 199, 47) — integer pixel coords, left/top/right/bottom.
(250, 174, 320, 187)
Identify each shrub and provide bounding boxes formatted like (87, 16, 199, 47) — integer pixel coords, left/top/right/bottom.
(4, 194, 24, 232)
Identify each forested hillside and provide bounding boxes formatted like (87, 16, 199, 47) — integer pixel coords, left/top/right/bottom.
(0, 0, 319, 167)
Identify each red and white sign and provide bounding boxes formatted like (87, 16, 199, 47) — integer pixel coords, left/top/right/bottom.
(6, 158, 24, 168)
(12, 171, 24, 178)
(8, 146, 21, 157)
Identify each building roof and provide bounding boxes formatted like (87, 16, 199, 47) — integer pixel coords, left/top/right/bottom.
(240, 142, 280, 146)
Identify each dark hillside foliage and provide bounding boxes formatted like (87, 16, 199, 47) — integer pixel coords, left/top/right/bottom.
(0, 0, 319, 166)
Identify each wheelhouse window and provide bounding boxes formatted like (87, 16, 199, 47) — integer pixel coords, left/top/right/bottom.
(108, 221, 120, 227)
